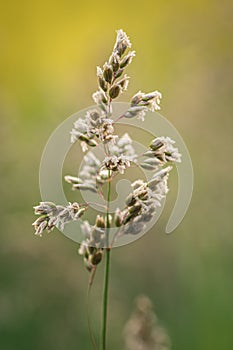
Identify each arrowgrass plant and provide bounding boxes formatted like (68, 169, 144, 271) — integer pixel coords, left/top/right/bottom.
(32, 29, 181, 350)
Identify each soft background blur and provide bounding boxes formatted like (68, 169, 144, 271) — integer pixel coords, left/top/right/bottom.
(1, 1, 233, 349)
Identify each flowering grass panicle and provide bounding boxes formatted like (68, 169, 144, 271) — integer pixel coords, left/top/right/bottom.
(124, 295, 171, 350)
(32, 29, 181, 350)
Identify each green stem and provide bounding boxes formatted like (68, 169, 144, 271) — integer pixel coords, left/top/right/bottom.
(87, 269, 98, 350)
(102, 247, 110, 350)
(101, 174, 111, 350)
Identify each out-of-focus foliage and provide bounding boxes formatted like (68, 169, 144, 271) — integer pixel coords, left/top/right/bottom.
(0, 1, 233, 349)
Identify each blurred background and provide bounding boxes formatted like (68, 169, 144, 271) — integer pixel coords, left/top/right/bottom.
(0, 0, 233, 349)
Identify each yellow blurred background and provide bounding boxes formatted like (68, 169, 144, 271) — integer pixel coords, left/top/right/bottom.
(0, 0, 233, 349)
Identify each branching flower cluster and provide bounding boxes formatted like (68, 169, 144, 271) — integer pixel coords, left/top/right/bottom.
(32, 29, 182, 350)
(32, 202, 87, 236)
(32, 29, 181, 272)
(124, 295, 171, 350)
(113, 167, 172, 237)
(78, 216, 107, 272)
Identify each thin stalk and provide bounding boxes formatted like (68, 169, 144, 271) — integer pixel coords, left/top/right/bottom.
(101, 174, 111, 350)
(86, 267, 98, 350)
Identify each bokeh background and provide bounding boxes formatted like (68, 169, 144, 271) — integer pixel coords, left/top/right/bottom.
(1, 0, 233, 349)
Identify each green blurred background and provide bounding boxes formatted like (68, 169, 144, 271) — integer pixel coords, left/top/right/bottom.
(1, 0, 233, 349)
